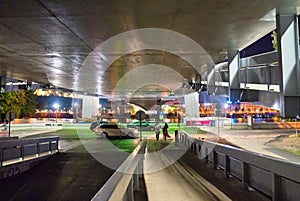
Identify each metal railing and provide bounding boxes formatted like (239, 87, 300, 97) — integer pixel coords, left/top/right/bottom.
(0, 136, 59, 167)
(91, 139, 147, 201)
(180, 131, 300, 201)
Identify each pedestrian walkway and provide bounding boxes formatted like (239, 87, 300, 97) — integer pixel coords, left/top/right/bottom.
(143, 139, 269, 201)
(144, 146, 231, 201)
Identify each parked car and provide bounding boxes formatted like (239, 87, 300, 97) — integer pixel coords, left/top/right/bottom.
(90, 120, 109, 131)
(94, 123, 138, 138)
(147, 120, 157, 127)
(127, 121, 155, 131)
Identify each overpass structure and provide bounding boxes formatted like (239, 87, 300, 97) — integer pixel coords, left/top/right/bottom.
(1, 1, 300, 117)
(1, 2, 300, 200)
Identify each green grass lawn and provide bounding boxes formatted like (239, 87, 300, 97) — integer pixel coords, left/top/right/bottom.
(23, 126, 96, 140)
(23, 125, 139, 153)
(161, 123, 207, 135)
(182, 126, 207, 134)
(20, 124, 205, 154)
(109, 139, 140, 153)
(146, 139, 173, 153)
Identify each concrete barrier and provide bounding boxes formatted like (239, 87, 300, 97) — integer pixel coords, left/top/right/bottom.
(91, 140, 146, 201)
(180, 131, 300, 201)
(0, 136, 59, 179)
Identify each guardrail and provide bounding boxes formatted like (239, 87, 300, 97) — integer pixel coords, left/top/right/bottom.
(0, 136, 59, 167)
(91, 139, 147, 201)
(180, 131, 300, 201)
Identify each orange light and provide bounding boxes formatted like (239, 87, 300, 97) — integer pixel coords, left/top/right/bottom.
(237, 118, 243, 123)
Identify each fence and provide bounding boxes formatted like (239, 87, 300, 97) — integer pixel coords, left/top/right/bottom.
(180, 131, 300, 201)
(91, 139, 147, 201)
(0, 136, 59, 167)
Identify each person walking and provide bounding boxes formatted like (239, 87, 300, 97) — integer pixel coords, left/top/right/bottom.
(155, 121, 161, 141)
(162, 123, 169, 142)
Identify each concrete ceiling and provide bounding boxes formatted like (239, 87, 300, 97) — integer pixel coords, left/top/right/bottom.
(1, 0, 300, 101)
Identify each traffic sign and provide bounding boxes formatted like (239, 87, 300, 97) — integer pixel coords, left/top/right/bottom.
(6, 111, 15, 122)
(135, 110, 146, 121)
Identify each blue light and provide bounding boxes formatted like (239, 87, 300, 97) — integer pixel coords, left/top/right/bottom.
(226, 100, 232, 104)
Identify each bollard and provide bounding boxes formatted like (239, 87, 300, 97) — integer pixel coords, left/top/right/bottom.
(174, 130, 178, 142)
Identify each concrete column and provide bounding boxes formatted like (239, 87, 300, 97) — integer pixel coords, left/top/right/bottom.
(228, 49, 241, 102)
(277, 10, 300, 95)
(207, 63, 216, 95)
(184, 92, 199, 119)
(276, 8, 300, 117)
(228, 49, 240, 89)
(82, 96, 99, 118)
(119, 99, 128, 123)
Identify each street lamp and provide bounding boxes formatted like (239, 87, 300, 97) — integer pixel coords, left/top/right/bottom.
(53, 103, 59, 124)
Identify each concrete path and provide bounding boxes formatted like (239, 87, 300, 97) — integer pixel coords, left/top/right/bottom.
(144, 142, 231, 201)
(143, 139, 270, 201)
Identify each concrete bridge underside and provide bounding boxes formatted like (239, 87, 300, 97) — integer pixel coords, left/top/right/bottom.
(1, 1, 300, 117)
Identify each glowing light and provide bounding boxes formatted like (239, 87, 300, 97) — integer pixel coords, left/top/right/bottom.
(53, 103, 60, 109)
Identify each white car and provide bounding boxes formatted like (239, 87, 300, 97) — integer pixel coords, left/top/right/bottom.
(94, 123, 138, 138)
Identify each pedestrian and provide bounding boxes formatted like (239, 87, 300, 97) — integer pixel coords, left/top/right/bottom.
(155, 121, 161, 141)
(162, 123, 169, 142)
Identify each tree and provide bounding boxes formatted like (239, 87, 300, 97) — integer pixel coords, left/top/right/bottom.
(0, 90, 37, 121)
(21, 91, 37, 117)
(271, 30, 278, 51)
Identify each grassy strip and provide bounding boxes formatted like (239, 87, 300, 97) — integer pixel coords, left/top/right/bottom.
(109, 139, 139, 153)
(22, 127, 96, 140)
(29, 126, 139, 152)
(146, 138, 173, 153)
(182, 127, 207, 134)
(284, 149, 300, 156)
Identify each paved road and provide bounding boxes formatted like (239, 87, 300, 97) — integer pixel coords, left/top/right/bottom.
(200, 126, 300, 164)
(0, 142, 116, 201)
(0, 126, 136, 201)
(0, 138, 144, 201)
(220, 129, 300, 164)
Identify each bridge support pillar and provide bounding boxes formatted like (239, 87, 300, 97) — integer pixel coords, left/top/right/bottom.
(82, 96, 99, 118)
(228, 49, 241, 102)
(228, 50, 240, 88)
(277, 8, 300, 117)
